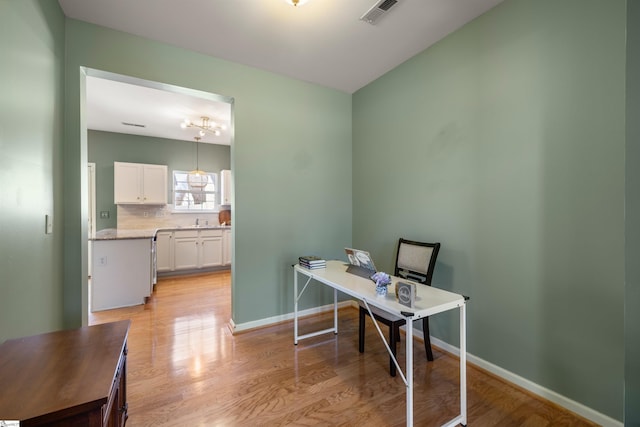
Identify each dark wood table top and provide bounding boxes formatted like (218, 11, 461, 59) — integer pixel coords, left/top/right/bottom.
(0, 320, 130, 421)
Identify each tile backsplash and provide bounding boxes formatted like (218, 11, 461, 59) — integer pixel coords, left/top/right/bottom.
(117, 205, 221, 230)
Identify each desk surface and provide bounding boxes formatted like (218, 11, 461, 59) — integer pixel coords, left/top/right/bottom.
(0, 320, 130, 421)
(295, 260, 465, 320)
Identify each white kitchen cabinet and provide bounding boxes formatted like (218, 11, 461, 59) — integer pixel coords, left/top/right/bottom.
(114, 161, 167, 204)
(200, 230, 223, 268)
(156, 231, 174, 272)
(91, 238, 153, 311)
(174, 230, 199, 270)
(171, 229, 224, 271)
(223, 229, 232, 265)
(220, 169, 232, 206)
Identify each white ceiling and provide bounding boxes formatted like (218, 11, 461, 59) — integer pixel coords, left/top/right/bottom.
(61, 0, 505, 142)
(86, 76, 232, 145)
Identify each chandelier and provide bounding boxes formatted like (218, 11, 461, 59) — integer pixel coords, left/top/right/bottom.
(188, 137, 208, 189)
(180, 116, 224, 137)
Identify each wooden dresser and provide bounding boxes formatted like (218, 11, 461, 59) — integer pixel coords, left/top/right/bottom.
(0, 320, 130, 426)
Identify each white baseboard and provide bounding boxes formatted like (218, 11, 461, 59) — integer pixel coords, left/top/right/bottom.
(426, 335, 622, 427)
(230, 300, 356, 333)
(231, 304, 621, 427)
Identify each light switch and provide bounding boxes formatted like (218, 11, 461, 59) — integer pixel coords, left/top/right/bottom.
(45, 214, 53, 234)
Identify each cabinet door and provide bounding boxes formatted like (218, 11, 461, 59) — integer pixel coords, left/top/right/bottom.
(200, 235, 222, 268)
(142, 165, 167, 204)
(174, 234, 198, 270)
(221, 169, 232, 206)
(156, 232, 173, 272)
(114, 162, 142, 204)
(223, 230, 232, 265)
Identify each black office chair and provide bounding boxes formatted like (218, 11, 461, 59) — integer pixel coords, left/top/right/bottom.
(358, 238, 441, 376)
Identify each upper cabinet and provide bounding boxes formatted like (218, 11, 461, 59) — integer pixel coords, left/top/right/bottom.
(221, 169, 232, 206)
(114, 161, 167, 205)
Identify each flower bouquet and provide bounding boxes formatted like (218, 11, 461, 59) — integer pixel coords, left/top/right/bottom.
(371, 272, 392, 296)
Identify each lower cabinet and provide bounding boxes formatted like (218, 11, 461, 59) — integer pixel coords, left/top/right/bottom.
(223, 229, 232, 266)
(157, 228, 226, 273)
(174, 230, 200, 270)
(156, 231, 174, 272)
(199, 230, 223, 268)
(91, 238, 152, 311)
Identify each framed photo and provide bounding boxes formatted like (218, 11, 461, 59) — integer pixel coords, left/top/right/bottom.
(396, 281, 416, 308)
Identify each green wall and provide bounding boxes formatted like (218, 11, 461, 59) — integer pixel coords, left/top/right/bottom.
(2, 0, 634, 422)
(64, 19, 353, 328)
(626, 1, 640, 424)
(88, 130, 231, 230)
(0, 1, 66, 341)
(352, 0, 625, 420)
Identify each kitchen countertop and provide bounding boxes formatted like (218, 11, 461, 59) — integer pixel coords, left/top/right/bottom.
(91, 225, 231, 241)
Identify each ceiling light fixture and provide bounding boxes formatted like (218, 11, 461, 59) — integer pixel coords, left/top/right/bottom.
(188, 136, 208, 189)
(180, 116, 224, 137)
(286, 0, 309, 6)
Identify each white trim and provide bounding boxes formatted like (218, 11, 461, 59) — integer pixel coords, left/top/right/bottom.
(230, 300, 356, 333)
(426, 334, 623, 427)
(88, 163, 96, 279)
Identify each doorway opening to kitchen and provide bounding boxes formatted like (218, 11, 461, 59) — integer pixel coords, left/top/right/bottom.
(82, 67, 234, 322)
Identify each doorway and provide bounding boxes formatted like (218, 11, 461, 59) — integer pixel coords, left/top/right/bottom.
(81, 67, 234, 320)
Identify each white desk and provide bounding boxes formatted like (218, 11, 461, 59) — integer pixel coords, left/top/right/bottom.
(293, 260, 467, 427)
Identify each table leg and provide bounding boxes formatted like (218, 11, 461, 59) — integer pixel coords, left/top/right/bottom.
(460, 303, 467, 426)
(333, 288, 338, 334)
(294, 269, 299, 345)
(406, 319, 414, 427)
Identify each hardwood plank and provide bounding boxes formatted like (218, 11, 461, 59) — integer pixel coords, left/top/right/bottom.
(89, 271, 597, 426)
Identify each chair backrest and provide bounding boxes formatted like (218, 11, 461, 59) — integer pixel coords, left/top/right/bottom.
(394, 238, 441, 285)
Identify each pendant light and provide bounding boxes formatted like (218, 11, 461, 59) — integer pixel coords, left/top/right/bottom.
(188, 136, 207, 189)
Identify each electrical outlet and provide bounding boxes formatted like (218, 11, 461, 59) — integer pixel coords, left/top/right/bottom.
(99, 256, 107, 266)
(143, 211, 149, 217)
(100, 211, 110, 219)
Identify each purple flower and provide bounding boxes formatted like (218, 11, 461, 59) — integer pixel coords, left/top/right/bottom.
(371, 272, 391, 286)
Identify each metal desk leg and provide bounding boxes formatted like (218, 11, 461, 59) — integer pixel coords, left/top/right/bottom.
(333, 288, 338, 334)
(460, 303, 467, 426)
(294, 269, 299, 345)
(406, 319, 414, 427)
(293, 269, 337, 343)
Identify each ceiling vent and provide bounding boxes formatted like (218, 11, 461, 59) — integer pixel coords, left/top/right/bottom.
(360, 0, 399, 25)
(121, 122, 146, 128)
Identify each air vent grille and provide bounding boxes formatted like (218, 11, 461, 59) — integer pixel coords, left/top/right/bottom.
(122, 122, 146, 128)
(378, 0, 398, 11)
(360, 0, 399, 25)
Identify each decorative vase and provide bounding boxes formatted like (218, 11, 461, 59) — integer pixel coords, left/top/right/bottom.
(376, 284, 388, 297)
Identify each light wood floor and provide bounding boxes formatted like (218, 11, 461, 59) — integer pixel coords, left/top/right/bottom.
(89, 271, 597, 427)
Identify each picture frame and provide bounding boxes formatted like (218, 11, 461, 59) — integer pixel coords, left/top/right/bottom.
(396, 281, 416, 308)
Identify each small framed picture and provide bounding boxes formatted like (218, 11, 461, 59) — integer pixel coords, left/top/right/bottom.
(396, 281, 416, 308)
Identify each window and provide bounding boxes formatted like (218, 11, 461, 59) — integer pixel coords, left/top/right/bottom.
(173, 170, 217, 211)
